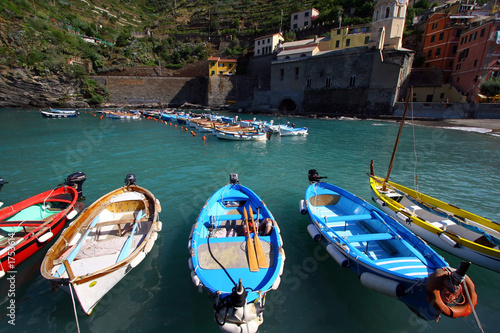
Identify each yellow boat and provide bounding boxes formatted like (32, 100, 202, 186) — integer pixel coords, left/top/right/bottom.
(369, 172, 500, 273)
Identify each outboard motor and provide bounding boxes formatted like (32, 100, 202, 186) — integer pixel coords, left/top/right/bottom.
(64, 172, 86, 199)
(308, 169, 327, 183)
(229, 173, 239, 184)
(124, 173, 138, 187)
(0, 176, 7, 193)
(452, 261, 471, 288)
(229, 279, 247, 308)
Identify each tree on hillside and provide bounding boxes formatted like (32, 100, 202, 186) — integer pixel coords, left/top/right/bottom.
(480, 78, 500, 100)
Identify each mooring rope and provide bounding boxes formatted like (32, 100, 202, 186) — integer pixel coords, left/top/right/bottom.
(69, 283, 81, 333)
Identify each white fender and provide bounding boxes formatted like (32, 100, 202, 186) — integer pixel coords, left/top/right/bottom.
(66, 209, 78, 220)
(38, 231, 53, 243)
(326, 244, 349, 268)
(130, 251, 146, 268)
(155, 198, 162, 213)
(299, 199, 308, 215)
(375, 198, 386, 207)
(190, 271, 202, 288)
(396, 212, 410, 223)
(144, 238, 155, 253)
(307, 224, 321, 242)
(438, 232, 458, 247)
(271, 276, 281, 290)
(188, 257, 193, 270)
(150, 231, 158, 241)
(0, 270, 5, 278)
(360, 272, 405, 298)
(155, 221, 162, 232)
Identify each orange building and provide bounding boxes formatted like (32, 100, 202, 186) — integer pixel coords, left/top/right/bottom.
(422, 12, 474, 83)
(450, 16, 500, 102)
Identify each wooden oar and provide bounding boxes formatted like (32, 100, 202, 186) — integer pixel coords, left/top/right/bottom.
(54, 215, 99, 277)
(249, 206, 268, 268)
(243, 207, 259, 272)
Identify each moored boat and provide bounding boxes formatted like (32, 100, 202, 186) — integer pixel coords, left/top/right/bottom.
(0, 172, 86, 277)
(215, 129, 267, 141)
(301, 169, 478, 321)
(40, 108, 78, 118)
(188, 173, 285, 332)
(369, 169, 500, 273)
(40, 174, 161, 315)
(278, 124, 308, 136)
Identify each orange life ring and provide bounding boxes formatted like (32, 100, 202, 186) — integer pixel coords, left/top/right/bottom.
(426, 268, 477, 318)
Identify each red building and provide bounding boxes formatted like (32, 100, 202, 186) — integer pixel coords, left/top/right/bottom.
(422, 12, 474, 83)
(450, 15, 500, 102)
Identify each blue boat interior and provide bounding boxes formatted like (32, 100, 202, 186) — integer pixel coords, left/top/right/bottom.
(192, 185, 282, 301)
(307, 190, 438, 278)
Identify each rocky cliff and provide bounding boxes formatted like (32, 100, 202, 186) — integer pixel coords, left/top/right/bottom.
(0, 69, 89, 108)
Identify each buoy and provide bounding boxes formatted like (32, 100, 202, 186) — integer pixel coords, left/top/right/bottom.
(202, 136, 206, 141)
(326, 244, 349, 267)
(307, 224, 321, 242)
(174, 124, 177, 127)
(360, 272, 406, 298)
(191, 131, 196, 136)
(100, 115, 104, 119)
(299, 199, 307, 215)
(169, 123, 172, 126)
(185, 128, 188, 131)
(180, 126, 183, 129)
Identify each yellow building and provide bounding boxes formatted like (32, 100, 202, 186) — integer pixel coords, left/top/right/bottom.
(208, 57, 237, 77)
(329, 25, 371, 50)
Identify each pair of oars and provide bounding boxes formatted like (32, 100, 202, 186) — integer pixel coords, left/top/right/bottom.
(243, 206, 268, 272)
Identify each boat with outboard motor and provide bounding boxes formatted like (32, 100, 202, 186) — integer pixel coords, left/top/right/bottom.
(300, 169, 478, 321)
(40, 174, 161, 315)
(0, 172, 86, 277)
(188, 173, 285, 333)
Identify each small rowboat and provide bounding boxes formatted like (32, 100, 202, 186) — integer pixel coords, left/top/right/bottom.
(188, 174, 285, 333)
(41, 174, 161, 315)
(0, 173, 86, 277)
(301, 170, 478, 321)
(278, 124, 308, 136)
(215, 129, 267, 141)
(40, 108, 78, 118)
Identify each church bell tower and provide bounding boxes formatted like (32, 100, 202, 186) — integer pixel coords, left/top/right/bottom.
(369, 0, 408, 50)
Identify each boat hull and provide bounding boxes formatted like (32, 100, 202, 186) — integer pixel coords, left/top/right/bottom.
(0, 186, 79, 273)
(189, 176, 285, 332)
(369, 175, 500, 273)
(215, 130, 267, 141)
(41, 184, 161, 314)
(303, 179, 450, 320)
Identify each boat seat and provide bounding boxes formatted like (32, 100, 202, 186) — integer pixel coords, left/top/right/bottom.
(347, 233, 394, 243)
(408, 205, 422, 213)
(430, 219, 456, 230)
(209, 214, 263, 222)
(325, 214, 372, 227)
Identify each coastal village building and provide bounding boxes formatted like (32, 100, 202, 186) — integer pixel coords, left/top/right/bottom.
(290, 8, 319, 30)
(329, 24, 371, 50)
(450, 14, 500, 102)
(253, 0, 413, 114)
(208, 57, 237, 76)
(254, 33, 284, 57)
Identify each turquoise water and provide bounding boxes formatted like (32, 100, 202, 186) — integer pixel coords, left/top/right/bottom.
(0, 109, 498, 332)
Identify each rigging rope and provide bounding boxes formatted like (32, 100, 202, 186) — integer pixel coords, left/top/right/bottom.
(69, 283, 81, 333)
(410, 97, 420, 195)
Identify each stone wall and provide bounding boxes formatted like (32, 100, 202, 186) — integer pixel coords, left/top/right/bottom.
(207, 75, 260, 107)
(92, 76, 208, 107)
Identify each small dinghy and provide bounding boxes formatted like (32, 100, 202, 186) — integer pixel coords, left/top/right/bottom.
(301, 170, 478, 321)
(0, 172, 85, 277)
(41, 174, 161, 315)
(188, 174, 285, 333)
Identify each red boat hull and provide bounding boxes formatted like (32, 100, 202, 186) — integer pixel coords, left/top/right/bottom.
(0, 186, 79, 273)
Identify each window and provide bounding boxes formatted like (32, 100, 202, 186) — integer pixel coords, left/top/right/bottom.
(211, 71, 215, 75)
(325, 77, 332, 87)
(293, 14, 298, 20)
(385, 7, 391, 18)
(431, 35, 435, 43)
(480, 28, 485, 37)
(258, 41, 260, 45)
(432, 22, 438, 29)
(440, 93, 445, 99)
(293, 24, 298, 29)
(267, 38, 270, 43)
(349, 75, 356, 87)
(456, 77, 460, 83)
(337, 30, 341, 35)
(280, 68, 284, 81)
(364, 36, 369, 44)
(426, 95, 433, 102)
(427, 50, 432, 58)
(257, 49, 260, 55)
(456, 63, 461, 70)
(335, 40, 340, 48)
(295, 67, 299, 80)
(448, 61, 453, 68)
(436, 48, 441, 56)
(439, 32, 444, 40)
(346, 39, 350, 47)
(306, 78, 311, 88)
(473, 59, 477, 67)
(305, 11, 309, 17)
(219, 63, 224, 67)
(304, 21, 309, 27)
(452, 46, 457, 54)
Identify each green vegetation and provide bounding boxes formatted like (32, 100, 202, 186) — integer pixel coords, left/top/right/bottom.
(480, 78, 500, 99)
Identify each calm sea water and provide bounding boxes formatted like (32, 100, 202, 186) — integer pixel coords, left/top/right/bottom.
(0, 108, 498, 333)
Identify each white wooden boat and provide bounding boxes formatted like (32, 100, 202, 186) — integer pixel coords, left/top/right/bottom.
(40, 174, 161, 315)
(215, 129, 267, 141)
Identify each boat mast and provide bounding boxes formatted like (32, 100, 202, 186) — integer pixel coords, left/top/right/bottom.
(383, 87, 412, 191)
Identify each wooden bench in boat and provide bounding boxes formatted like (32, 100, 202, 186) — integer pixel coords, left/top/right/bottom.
(325, 214, 372, 228)
(347, 233, 394, 243)
(210, 213, 264, 222)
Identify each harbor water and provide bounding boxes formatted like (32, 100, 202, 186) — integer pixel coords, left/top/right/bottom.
(0, 108, 498, 332)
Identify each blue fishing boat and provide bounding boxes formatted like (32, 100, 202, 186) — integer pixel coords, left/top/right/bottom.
(300, 170, 478, 321)
(188, 174, 285, 333)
